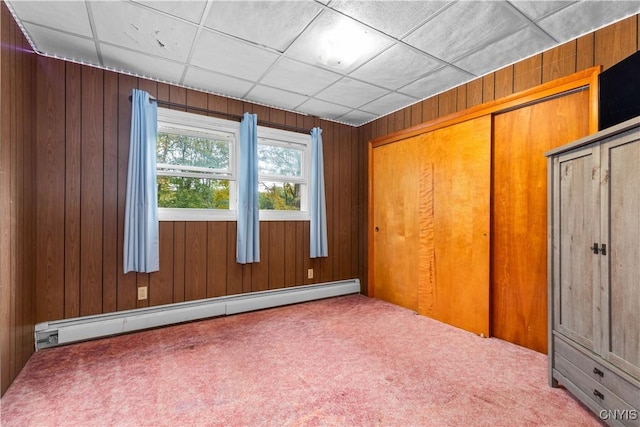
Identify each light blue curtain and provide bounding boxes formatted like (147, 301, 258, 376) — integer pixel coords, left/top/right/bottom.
(310, 127, 328, 258)
(124, 89, 159, 273)
(237, 112, 260, 264)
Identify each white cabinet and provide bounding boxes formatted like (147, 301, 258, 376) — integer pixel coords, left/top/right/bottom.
(547, 117, 640, 426)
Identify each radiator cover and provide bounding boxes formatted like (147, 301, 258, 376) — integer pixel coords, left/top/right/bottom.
(34, 279, 360, 350)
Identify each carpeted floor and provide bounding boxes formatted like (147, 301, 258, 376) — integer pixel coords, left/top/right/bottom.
(1, 294, 601, 426)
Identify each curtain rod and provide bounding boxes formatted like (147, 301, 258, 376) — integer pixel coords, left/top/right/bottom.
(128, 95, 312, 134)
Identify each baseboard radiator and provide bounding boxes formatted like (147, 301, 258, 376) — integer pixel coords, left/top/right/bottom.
(35, 279, 360, 351)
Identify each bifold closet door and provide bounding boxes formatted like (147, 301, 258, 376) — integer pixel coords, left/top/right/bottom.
(492, 89, 590, 353)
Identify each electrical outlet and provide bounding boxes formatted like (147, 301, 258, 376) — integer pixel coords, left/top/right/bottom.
(137, 286, 148, 301)
(307, 268, 314, 279)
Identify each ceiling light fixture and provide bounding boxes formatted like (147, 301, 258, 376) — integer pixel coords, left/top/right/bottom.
(317, 20, 372, 70)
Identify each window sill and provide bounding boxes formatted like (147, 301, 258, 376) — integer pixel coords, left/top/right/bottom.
(158, 208, 309, 222)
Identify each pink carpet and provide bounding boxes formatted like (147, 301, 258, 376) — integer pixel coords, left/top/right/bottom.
(1, 294, 601, 426)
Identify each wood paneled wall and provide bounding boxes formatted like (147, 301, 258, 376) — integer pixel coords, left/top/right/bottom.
(1, 7, 638, 396)
(359, 13, 640, 296)
(0, 3, 37, 396)
(34, 56, 366, 324)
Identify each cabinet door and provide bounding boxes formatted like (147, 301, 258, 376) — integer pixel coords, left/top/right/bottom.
(601, 131, 640, 380)
(553, 146, 601, 353)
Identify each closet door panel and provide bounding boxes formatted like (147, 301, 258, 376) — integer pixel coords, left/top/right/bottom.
(425, 116, 492, 337)
(492, 90, 590, 353)
(372, 134, 425, 311)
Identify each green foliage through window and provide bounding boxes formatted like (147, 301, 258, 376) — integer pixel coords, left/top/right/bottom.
(157, 176, 229, 209)
(258, 181, 300, 210)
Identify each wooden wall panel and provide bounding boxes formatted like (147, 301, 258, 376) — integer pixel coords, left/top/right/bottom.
(268, 222, 285, 289)
(207, 222, 227, 297)
(482, 73, 495, 103)
(542, 41, 577, 83)
(185, 222, 208, 301)
(36, 56, 66, 323)
(172, 221, 186, 302)
(514, 55, 542, 93)
(421, 97, 438, 123)
(1, 3, 37, 396)
(151, 222, 174, 306)
(80, 66, 104, 316)
(438, 88, 457, 117)
(494, 66, 514, 99)
(64, 62, 81, 318)
(103, 71, 119, 313)
(284, 222, 296, 287)
(595, 15, 637, 71)
(466, 78, 483, 109)
(576, 33, 595, 72)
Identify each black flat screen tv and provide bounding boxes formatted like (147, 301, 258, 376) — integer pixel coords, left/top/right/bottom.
(599, 50, 640, 131)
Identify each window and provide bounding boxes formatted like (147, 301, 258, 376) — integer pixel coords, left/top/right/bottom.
(257, 126, 310, 221)
(156, 108, 310, 221)
(156, 108, 238, 221)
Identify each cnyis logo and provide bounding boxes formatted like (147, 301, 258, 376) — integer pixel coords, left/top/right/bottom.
(599, 409, 639, 421)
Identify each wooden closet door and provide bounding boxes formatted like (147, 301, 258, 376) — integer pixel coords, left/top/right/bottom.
(371, 116, 491, 337)
(492, 90, 590, 353)
(371, 134, 425, 311)
(422, 116, 492, 337)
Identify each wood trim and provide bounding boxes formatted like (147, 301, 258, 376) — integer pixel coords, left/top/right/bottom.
(370, 66, 601, 148)
(367, 141, 374, 297)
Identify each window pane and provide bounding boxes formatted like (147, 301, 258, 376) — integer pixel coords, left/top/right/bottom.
(258, 181, 301, 210)
(157, 132, 230, 170)
(158, 176, 229, 209)
(257, 143, 302, 177)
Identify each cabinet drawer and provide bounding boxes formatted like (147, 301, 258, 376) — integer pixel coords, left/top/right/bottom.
(555, 337, 640, 409)
(555, 355, 639, 427)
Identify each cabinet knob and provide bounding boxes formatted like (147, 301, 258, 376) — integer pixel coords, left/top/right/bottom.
(593, 367, 604, 377)
(591, 243, 599, 254)
(593, 389, 605, 400)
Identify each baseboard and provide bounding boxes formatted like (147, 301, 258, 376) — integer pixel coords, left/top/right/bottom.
(34, 279, 360, 351)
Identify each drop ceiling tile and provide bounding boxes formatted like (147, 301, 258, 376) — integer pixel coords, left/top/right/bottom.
(191, 30, 279, 82)
(90, 1, 198, 63)
(204, 1, 323, 52)
(23, 24, 99, 64)
(509, 1, 573, 21)
(404, 1, 529, 62)
(315, 78, 389, 109)
(245, 85, 309, 111)
(537, 1, 640, 41)
(132, 1, 208, 24)
(296, 99, 352, 120)
(398, 66, 471, 99)
(284, 9, 393, 73)
(329, 1, 449, 38)
(260, 59, 341, 97)
(360, 92, 418, 116)
(7, 0, 93, 38)
(336, 109, 378, 126)
(454, 26, 555, 77)
(100, 44, 186, 83)
(350, 43, 442, 90)
(183, 67, 254, 99)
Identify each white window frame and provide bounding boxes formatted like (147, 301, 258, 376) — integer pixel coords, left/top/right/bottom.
(156, 108, 238, 221)
(256, 125, 311, 221)
(156, 109, 311, 222)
